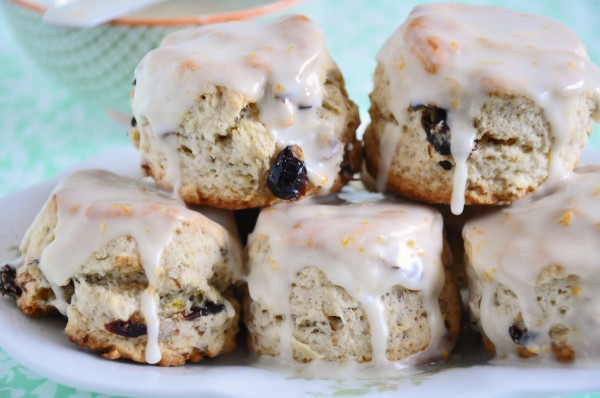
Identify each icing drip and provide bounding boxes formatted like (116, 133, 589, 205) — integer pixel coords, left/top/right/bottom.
(376, 3, 600, 214)
(132, 15, 342, 192)
(25, 170, 200, 364)
(246, 194, 450, 365)
(141, 288, 161, 364)
(464, 166, 600, 362)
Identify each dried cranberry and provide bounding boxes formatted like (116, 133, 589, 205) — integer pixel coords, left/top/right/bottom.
(184, 301, 226, 320)
(412, 105, 451, 155)
(438, 160, 453, 171)
(105, 320, 147, 337)
(509, 323, 531, 345)
(267, 145, 308, 200)
(0, 265, 20, 299)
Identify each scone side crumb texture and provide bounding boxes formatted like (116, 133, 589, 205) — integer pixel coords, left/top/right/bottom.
(244, 200, 460, 365)
(364, 3, 600, 213)
(464, 166, 600, 363)
(130, 16, 360, 210)
(14, 170, 245, 366)
(245, 266, 460, 363)
(366, 86, 596, 204)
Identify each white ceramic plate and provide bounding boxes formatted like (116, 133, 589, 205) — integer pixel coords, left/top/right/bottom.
(1, 147, 600, 398)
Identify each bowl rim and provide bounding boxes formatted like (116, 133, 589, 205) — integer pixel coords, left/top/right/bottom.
(9, 0, 301, 26)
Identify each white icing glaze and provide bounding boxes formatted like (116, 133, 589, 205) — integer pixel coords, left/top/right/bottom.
(464, 166, 600, 362)
(141, 288, 161, 364)
(132, 15, 342, 192)
(246, 194, 451, 366)
(18, 169, 239, 364)
(376, 3, 600, 215)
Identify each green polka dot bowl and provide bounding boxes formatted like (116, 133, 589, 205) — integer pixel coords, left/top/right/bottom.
(1, 0, 299, 112)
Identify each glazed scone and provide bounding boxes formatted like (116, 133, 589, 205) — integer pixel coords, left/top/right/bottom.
(130, 15, 360, 210)
(464, 166, 600, 363)
(244, 193, 461, 365)
(7, 170, 243, 366)
(364, 3, 600, 214)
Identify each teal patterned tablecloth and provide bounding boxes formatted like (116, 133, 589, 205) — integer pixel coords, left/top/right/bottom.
(1, 0, 600, 396)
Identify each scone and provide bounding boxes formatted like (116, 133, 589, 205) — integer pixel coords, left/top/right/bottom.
(464, 166, 600, 363)
(244, 193, 460, 365)
(4, 170, 243, 366)
(364, 3, 600, 214)
(130, 15, 360, 210)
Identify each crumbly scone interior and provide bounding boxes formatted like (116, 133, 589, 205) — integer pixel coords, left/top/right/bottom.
(246, 265, 460, 363)
(467, 264, 580, 363)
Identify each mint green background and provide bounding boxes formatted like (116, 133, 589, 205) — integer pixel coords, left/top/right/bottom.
(1, 0, 600, 396)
